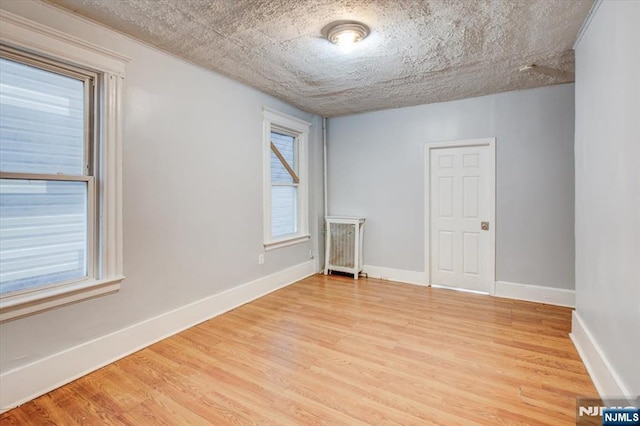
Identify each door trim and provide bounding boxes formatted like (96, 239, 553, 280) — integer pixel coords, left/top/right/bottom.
(424, 138, 496, 294)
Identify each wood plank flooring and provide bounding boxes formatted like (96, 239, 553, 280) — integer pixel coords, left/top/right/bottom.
(0, 274, 597, 425)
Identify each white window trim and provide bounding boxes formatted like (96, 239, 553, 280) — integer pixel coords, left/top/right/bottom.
(0, 11, 129, 322)
(263, 107, 311, 251)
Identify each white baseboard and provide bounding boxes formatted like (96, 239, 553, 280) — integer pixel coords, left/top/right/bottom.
(362, 265, 427, 286)
(361, 273, 575, 308)
(0, 260, 316, 413)
(570, 311, 631, 402)
(494, 280, 575, 307)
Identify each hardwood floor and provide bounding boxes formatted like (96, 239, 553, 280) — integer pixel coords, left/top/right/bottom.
(1, 274, 597, 425)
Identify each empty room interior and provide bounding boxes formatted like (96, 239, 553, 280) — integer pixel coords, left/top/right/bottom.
(0, 0, 638, 424)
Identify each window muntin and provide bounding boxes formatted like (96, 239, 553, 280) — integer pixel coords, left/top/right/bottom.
(0, 49, 96, 297)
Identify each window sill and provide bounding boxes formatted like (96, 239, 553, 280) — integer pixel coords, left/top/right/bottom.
(264, 234, 311, 251)
(0, 276, 124, 322)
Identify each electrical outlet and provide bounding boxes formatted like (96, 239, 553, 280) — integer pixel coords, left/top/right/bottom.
(258, 254, 264, 265)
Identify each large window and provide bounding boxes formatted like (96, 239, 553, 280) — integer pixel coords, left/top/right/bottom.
(0, 12, 127, 321)
(263, 108, 310, 250)
(0, 50, 96, 295)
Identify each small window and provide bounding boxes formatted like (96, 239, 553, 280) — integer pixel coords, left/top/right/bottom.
(263, 108, 310, 250)
(271, 130, 298, 237)
(0, 15, 127, 322)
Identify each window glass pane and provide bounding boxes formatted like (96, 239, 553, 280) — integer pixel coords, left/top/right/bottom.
(0, 179, 87, 294)
(270, 131, 295, 183)
(271, 185, 297, 238)
(0, 58, 86, 175)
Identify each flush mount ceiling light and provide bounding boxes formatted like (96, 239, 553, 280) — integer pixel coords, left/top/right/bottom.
(325, 21, 370, 48)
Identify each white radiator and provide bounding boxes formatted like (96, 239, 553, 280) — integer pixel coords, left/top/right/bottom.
(324, 216, 365, 279)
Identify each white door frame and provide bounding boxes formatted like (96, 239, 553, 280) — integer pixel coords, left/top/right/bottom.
(424, 138, 496, 294)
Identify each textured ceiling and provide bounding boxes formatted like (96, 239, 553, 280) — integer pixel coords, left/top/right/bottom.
(48, 0, 594, 117)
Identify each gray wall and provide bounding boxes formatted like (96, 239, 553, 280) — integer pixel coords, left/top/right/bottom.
(328, 84, 575, 289)
(0, 1, 323, 373)
(574, 0, 640, 396)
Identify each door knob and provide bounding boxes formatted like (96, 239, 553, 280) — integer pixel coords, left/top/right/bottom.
(481, 221, 490, 231)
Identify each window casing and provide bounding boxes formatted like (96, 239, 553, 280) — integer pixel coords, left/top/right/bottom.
(263, 108, 310, 250)
(0, 11, 128, 321)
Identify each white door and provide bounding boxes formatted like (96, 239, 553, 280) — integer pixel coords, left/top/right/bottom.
(428, 141, 495, 293)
